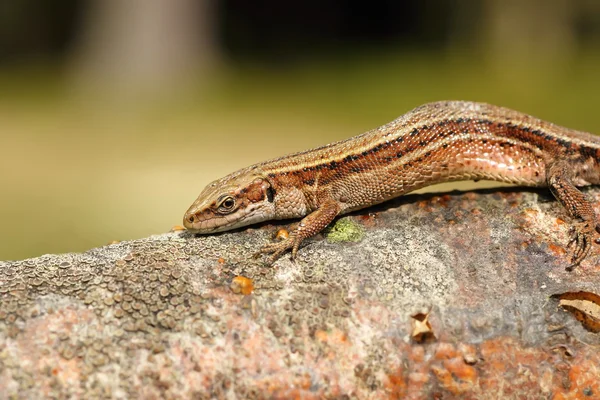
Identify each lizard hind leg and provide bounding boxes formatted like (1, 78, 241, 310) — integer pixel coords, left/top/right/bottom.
(547, 162, 599, 270)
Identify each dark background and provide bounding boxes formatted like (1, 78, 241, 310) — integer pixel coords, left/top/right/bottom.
(3, 1, 599, 65)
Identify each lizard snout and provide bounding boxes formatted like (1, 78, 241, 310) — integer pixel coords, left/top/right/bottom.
(183, 211, 199, 230)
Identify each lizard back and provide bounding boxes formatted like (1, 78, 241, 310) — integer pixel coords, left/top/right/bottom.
(256, 101, 600, 213)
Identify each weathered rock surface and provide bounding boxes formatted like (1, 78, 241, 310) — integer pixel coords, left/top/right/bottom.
(1, 188, 600, 399)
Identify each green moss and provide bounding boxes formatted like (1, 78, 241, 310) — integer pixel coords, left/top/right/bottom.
(325, 218, 364, 243)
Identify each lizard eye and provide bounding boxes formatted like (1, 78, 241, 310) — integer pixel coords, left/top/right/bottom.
(217, 196, 236, 213)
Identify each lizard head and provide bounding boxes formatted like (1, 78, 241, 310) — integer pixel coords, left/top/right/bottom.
(183, 171, 276, 233)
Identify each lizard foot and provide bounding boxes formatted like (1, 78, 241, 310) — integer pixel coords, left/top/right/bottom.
(566, 221, 597, 271)
(255, 234, 302, 265)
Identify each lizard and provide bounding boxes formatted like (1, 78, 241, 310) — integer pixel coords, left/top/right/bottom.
(183, 101, 600, 270)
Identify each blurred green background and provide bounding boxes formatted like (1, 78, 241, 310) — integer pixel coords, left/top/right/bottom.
(1, 0, 600, 260)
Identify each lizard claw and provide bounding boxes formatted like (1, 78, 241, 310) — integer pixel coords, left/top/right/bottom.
(566, 221, 595, 271)
(256, 235, 301, 265)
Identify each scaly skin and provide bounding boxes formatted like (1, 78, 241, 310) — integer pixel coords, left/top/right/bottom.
(184, 101, 600, 269)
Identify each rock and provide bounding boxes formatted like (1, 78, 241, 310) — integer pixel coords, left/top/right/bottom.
(1, 188, 600, 398)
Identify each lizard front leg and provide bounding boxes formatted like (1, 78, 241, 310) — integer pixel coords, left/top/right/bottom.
(547, 162, 599, 270)
(258, 199, 341, 264)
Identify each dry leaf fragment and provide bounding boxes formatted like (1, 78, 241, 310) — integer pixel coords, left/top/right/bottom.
(411, 311, 436, 342)
(557, 291, 600, 333)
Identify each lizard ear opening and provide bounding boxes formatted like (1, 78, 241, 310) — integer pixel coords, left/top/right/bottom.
(266, 185, 275, 203)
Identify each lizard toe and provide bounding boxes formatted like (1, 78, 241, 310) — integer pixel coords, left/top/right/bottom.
(567, 221, 595, 270)
(258, 236, 297, 265)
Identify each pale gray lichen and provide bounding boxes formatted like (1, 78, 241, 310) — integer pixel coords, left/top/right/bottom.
(1, 189, 600, 398)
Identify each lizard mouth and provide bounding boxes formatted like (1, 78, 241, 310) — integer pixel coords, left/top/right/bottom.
(183, 223, 219, 234)
(183, 214, 231, 233)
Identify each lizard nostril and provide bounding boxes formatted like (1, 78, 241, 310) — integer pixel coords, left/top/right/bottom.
(188, 215, 195, 223)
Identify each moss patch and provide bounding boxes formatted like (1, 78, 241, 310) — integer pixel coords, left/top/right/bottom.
(325, 218, 365, 243)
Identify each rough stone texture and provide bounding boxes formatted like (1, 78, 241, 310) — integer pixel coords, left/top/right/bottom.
(1, 188, 600, 399)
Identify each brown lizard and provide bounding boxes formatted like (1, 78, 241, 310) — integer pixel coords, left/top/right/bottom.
(183, 101, 600, 269)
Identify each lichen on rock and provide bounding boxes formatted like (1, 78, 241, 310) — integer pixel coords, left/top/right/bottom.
(1, 188, 600, 398)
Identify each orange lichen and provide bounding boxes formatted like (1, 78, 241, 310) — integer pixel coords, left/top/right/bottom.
(385, 369, 408, 398)
(314, 329, 328, 343)
(314, 328, 348, 346)
(417, 200, 433, 212)
(434, 343, 457, 360)
(548, 243, 567, 256)
(275, 229, 289, 241)
(230, 276, 254, 295)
